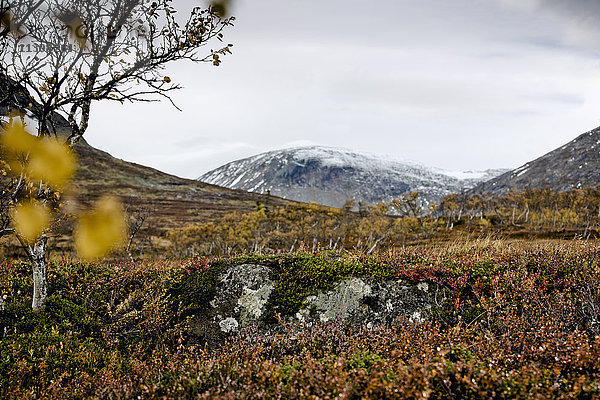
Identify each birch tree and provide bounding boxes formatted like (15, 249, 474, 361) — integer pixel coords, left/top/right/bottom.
(0, 0, 234, 309)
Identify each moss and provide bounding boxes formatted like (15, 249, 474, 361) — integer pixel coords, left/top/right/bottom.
(1, 295, 99, 338)
(169, 261, 228, 317)
(346, 349, 383, 371)
(278, 361, 304, 387)
(262, 254, 359, 321)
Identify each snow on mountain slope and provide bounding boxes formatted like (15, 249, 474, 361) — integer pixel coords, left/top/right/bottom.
(199, 146, 507, 208)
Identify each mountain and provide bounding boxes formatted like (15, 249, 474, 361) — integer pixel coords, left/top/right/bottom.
(472, 126, 600, 194)
(199, 146, 508, 208)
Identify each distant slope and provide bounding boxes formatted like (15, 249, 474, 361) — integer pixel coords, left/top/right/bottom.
(199, 146, 507, 208)
(71, 144, 289, 235)
(473, 126, 600, 194)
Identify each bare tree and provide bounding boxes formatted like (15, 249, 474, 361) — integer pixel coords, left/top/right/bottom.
(125, 201, 148, 262)
(0, 0, 234, 309)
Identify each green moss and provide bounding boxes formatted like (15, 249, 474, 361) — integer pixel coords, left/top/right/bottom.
(347, 349, 383, 371)
(278, 361, 303, 386)
(1, 295, 99, 338)
(169, 261, 228, 316)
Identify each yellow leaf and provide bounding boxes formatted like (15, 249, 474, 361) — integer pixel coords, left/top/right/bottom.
(12, 201, 50, 243)
(75, 196, 128, 260)
(26, 138, 76, 188)
(1, 119, 37, 155)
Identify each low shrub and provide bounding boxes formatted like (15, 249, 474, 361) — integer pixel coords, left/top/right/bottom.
(1, 241, 600, 398)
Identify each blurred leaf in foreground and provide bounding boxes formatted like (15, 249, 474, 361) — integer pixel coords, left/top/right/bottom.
(12, 201, 50, 243)
(1, 118, 36, 155)
(0, 10, 24, 36)
(26, 137, 76, 188)
(57, 11, 87, 50)
(1, 118, 76, 187)
(211, 0, 232, 17)
(75, 196, 128, 260)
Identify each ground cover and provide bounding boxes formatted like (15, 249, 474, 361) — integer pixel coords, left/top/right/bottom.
(1, 239, 599, 398)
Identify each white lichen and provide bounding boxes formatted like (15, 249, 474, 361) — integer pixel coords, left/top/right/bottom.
(410, 311, 424, 323)
(386, 299, 394, 312)
(306, 278, 372, 322)
(417, 282, 429, 292)
(296, 308, 309, 322)
(348, 277, 372, 296)
(219, 317, 239, 333)
(237, 284, 274, 319)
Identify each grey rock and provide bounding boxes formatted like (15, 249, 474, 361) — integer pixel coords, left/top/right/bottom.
(305, 277, 438, 328)
(191, 264, 274, 344)
(191, 264, 441, 346)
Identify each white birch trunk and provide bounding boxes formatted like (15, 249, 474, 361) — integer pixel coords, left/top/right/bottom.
(0, 291, 4, 338)
(30, 235, 48, 311)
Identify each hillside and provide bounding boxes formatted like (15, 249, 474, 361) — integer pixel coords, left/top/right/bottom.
(473, 126, 600, 194)
(0, 141, 291, 255)
(199, 146, 507, 208)
(70, 143, 289, 233)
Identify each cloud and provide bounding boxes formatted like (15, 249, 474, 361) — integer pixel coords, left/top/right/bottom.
(497, 0, 600, 47)
(498, 0, 600, 17)
(84, 0, 600, 176)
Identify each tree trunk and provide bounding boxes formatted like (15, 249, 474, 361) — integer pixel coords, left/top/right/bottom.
(0, 291, 4, 338)
(30, 235, 48, 311)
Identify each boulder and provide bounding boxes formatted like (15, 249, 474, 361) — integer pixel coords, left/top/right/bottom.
(190, 264, 440, 345)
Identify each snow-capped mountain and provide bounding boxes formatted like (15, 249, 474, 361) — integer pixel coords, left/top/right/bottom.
(199, 146, 507, 208)
(472, 126, 600, 194)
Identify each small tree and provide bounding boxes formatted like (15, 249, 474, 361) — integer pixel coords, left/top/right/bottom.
(0, 0, 234, 309)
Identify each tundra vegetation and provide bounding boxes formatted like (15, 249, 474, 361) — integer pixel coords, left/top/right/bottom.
(1, 240, 600, 398)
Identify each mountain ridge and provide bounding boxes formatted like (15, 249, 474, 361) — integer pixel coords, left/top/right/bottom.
(472, 126, 600, 194)
(199, 146, 508, 208)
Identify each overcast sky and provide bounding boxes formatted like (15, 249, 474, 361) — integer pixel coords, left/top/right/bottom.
(84, 0, 600, 179)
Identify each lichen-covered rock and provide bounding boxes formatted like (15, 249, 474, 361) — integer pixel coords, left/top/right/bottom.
(211, 263, 274, 327)
(302, 277, 372, 323)
(191, 263, 441, 346)
(191, 264, 274, 344)
(299, 277, 437, 328)
(218, 317, 239, 333)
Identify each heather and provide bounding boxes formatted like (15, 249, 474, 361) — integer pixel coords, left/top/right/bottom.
(1, 240, 600, 398)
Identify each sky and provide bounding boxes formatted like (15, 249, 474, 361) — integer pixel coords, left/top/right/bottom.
(84, 0, 600, 179)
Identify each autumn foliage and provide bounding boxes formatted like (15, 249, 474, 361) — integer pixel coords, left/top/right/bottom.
(0, 116, 127, 259)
